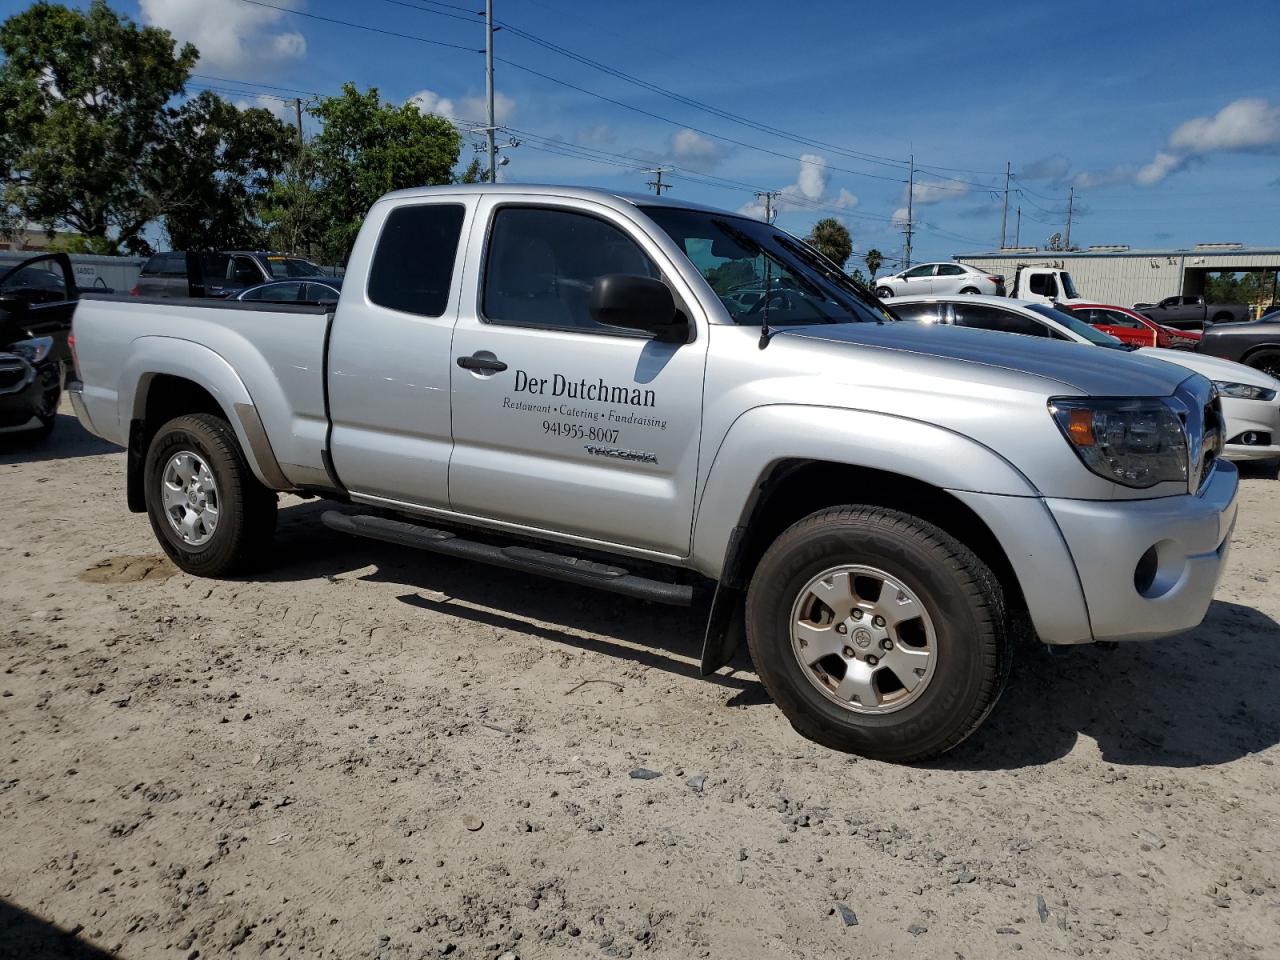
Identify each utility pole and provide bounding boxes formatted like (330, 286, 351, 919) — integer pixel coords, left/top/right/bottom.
(999, 161, 1010, 249)
(903, 153, 915, 268)
(644, 167, 673, 195)
(484, 0, 496, 183)
(1064, 187, 1074, 251)
(293, 98, 303, 141)
(1015, 206, 1021, 247)
(754, 190, 780, 224)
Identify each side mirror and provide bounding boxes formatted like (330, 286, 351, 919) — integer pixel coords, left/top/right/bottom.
(589, 274, 688, 343)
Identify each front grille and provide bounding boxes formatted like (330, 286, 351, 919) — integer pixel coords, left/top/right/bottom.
(0, 356, 31, 393)
(1172, 376, 1221, 493)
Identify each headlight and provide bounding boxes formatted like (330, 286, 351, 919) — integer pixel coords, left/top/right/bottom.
(1212, 380, 1276, 401)
(9, 336, 53, 363)
(1049, 397, 1188, 488)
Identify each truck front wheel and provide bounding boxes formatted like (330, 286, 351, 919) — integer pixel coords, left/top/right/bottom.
(745, 506, 1010, 762)
(144, 413, 277, 577)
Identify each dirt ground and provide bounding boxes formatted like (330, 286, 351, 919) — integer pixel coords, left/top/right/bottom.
(2, 407, 1279, 960)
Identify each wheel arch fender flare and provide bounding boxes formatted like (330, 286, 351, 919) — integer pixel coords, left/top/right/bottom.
(691, 404, 1040, 579)
(120, 337, 290, 496)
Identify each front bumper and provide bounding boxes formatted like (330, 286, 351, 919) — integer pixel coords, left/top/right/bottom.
(1045, 460, 1238, 642)
(0, 352, 43, 429)
(1220, 394, 1280, 461)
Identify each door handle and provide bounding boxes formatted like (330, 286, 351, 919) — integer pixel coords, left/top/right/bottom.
(456, 354, 507, 373)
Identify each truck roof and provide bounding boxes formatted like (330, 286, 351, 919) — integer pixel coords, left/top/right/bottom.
(378, 182, 728, 215)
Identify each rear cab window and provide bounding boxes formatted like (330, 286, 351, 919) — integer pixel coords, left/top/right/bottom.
(367, 203, 467, 317)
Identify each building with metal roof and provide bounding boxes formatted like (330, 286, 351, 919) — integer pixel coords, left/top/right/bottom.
(955, 243, 1279, 309)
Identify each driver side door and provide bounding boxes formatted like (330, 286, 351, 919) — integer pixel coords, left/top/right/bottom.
(447, 197, 709, 557)
(897, 264, 936, 294)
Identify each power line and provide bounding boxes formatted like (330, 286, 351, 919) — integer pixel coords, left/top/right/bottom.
(367, 0, 982, 185)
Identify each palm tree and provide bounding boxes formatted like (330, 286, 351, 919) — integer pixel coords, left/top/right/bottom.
(805, 218, 852, 269)
(864, 248, 883, 281)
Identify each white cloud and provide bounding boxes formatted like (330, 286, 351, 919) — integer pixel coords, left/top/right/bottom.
(410, 89, 515, 126)
(1071, 165, 1134, 189)
(271, 32, 307, 59)
(408, 89, 457, 120)
(1135, 151, 1189, 186)
(235, 94, 295, 122)
(1169, 98, 1280, 153)
(669, 128, 723, 171)
(1122, 97, 1280, 188)
(140, 0, 306, 71)
(909, 179, 967, 205)
(891, 207, 910, 226)
(737, 154, 859, 219)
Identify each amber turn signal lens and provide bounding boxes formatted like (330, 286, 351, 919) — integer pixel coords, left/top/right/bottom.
(1067, 409, 1096, 446)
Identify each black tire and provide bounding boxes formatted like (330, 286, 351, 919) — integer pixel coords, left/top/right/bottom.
(1245, 348, 1280, 381)
(874, 287, 893, 299)
(144, 413, 277, 577)
(959, 287, 980, 295)
(745, 506, 1009, 763)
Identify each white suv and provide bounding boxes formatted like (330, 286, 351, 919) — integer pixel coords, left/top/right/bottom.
(874, 262, 1004, 298)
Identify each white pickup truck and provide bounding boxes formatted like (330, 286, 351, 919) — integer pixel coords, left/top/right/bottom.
(69, 185, 1238, 762)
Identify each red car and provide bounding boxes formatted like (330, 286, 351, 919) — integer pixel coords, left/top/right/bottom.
(1061, 303, 1200, 350)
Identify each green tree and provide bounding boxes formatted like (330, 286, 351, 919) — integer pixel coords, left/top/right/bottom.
(306, 84, 462, 263)
(0, 0, 196, 254)
(160, 91, 298, 250)
(805, 217, 852, 269)
(261, 146, 323, 258)
(863, 248, 883, 280)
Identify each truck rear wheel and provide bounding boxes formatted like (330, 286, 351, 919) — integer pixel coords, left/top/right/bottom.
(745, 506, 1009, 763)
(144, 413, 277, 577)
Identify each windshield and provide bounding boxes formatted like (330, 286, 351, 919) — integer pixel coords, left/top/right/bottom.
(1029, 304, 1128, 349)
(641, 206, 895, 326)
(1059, 271, 1080, 299)
(266, 256, 324, 278)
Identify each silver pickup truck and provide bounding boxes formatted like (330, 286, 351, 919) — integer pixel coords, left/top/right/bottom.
(69, 185, 1238, 762)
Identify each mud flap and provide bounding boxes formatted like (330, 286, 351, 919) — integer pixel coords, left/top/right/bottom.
(699, 525, 749, 675)
(699, 581, 746, 675)
(126, 418, 146, 513)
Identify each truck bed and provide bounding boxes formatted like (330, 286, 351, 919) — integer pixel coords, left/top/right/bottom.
(73, 293, 333, 487)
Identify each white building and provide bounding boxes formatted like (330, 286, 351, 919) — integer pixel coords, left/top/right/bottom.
(955, 243, 1279, 309)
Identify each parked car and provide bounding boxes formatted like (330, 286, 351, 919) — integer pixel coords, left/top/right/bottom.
(1060, 303, 1200, 350)
(1197, 313, 1280, 380)
(1007, 265, 1086, 307)
(0, 253, 76, 439)
(1135, 295, 1249, 329)
(893, 294, 1280, 461)
(872, 262, 1004, 298)
(132, 251, 331, 299)
(237, 278, 343, 305)
(70, 185, 1238, 762)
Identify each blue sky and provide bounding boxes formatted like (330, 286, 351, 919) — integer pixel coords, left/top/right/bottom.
(7, 0, 1280, 266)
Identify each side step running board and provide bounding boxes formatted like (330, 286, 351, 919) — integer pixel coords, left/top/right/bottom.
(322, 511, 694, 606)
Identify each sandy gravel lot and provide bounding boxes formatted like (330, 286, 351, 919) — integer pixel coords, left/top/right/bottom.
(2, 407, 1279, 960)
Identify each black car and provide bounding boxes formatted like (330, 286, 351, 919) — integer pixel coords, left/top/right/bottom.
(1197, 315, 1280, 380)
(236, 277, 342, 305)
(0, 253, 76, 439)
(132, 251, 330, 299)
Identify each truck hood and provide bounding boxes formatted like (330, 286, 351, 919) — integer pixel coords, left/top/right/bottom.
(774, 321, 1194, 397)
(1136, 346, 1280, 389)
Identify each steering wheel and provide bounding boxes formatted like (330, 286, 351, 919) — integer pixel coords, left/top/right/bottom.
(744, 290, 794, 316)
